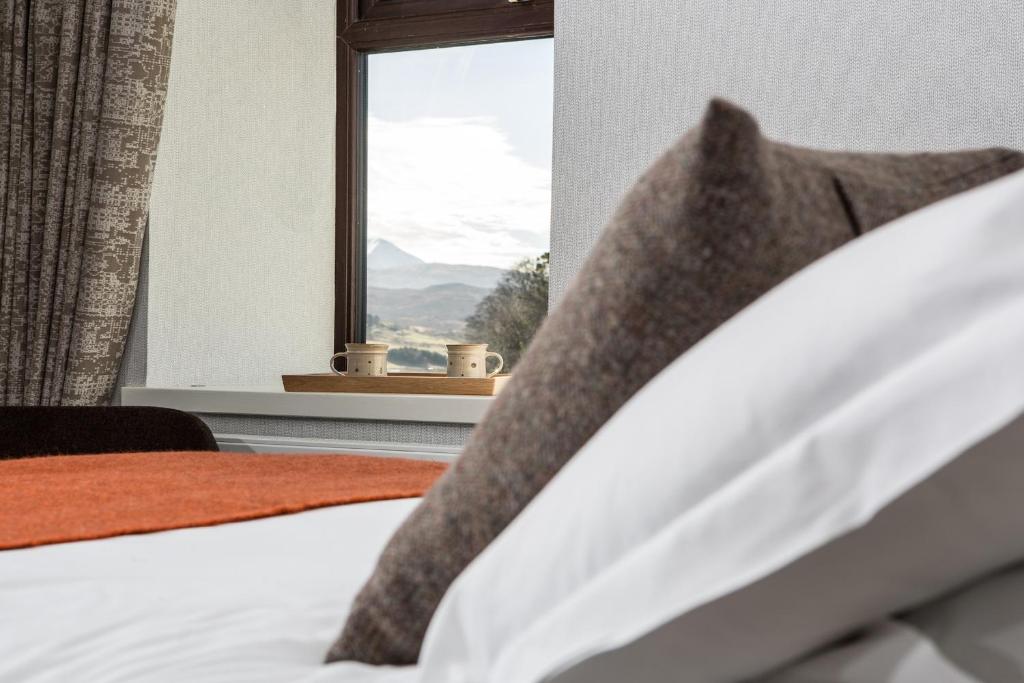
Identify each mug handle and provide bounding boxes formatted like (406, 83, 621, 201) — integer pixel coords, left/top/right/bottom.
(330, 352, 348, 375)
(485, 351, 504, 377)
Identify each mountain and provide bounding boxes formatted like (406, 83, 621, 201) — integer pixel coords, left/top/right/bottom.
(367, 238, 424, 270)
(368, 283, 491, 332)
(368, 262, 506, 290)
(368, 239, 506, 289)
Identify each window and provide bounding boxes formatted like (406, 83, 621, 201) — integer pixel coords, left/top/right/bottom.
(337, 0, 554, 372)
(366, 40, 553, 370)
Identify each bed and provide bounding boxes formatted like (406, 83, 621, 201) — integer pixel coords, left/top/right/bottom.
(4, 497, 1024, 683)
(0, 500, 419, 683)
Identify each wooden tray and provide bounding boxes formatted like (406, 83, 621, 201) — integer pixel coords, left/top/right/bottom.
(281, 372, 511, 396)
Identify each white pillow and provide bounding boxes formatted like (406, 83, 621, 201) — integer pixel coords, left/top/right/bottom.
(414, 168, 1024, 683)
(763, 562, 1024, 682)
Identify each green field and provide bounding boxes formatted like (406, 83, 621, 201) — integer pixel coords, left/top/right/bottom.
(368, 321, 466, 371)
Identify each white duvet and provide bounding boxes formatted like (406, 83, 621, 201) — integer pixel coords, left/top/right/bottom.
(3, 497, 1024, 682)
(0, 500, 420, 683)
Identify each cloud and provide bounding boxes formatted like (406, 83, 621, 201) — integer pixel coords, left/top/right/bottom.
(367, 116, 551, 269)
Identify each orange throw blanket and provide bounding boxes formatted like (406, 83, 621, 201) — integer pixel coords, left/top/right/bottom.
(0, 451, 447, 550)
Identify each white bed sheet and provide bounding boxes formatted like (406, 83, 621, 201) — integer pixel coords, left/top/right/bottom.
(0, 499, 421, 683)
(4, 494, 1024, 683)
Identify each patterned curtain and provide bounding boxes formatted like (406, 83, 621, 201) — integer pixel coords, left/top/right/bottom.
(0, 0, 176, 406)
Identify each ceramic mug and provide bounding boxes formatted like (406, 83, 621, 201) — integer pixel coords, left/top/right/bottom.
(330, 343, 389, 376)
(446, 343, 503, 378)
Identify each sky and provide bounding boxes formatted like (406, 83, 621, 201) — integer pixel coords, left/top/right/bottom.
(367, 38, 553, 269)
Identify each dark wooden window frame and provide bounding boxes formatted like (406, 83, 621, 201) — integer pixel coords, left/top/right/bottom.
(335, 0, 554, 351)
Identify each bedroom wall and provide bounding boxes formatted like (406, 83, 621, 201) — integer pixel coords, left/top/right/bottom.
(122, 1, 1022, 448)
(550, 0, 1024, 300)
(146, 0, 336, 387)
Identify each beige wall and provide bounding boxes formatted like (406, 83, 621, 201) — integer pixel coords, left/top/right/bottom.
(147, 0, 335, 386)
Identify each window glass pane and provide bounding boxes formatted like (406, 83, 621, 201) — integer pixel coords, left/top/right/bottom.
(366, 39, 553, 372)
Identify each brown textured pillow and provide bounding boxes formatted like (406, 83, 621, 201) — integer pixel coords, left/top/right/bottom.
(327, 99, 1024, 665)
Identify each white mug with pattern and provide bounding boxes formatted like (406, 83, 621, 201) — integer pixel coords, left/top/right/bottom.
(446, 343, 503, 378)
(330, 343, 389, 376)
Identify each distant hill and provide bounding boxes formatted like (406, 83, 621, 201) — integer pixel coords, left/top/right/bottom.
(369, 262, 506, 290)
(368, 282, 491, 332)
(368, 238, 424, 269)
(367, 239, 507, 290)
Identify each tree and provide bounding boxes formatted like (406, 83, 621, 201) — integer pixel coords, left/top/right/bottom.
(465, 252, 548, 370)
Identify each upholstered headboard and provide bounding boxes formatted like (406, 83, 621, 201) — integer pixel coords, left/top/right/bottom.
(551, 1, 1024, 299)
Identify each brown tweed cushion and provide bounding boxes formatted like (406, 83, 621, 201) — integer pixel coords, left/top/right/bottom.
(327, 99, 1024, 665)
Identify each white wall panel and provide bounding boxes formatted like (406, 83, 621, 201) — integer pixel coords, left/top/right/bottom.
(148, 0, 335, 386)
(551, 1, 1024, 300)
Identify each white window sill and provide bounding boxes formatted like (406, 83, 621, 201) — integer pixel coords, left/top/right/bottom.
(119, 385, 492, 424)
